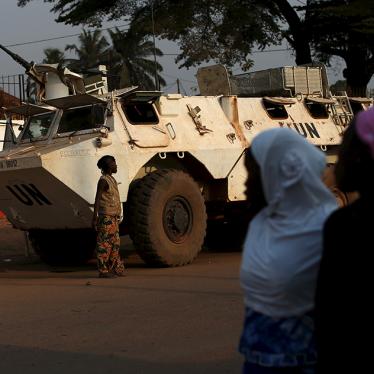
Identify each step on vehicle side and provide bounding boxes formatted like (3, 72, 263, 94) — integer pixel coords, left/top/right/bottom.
(0, 45, 371, 266)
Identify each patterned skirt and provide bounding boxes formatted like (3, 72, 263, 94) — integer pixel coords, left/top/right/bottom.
(96, 215, 125, 275)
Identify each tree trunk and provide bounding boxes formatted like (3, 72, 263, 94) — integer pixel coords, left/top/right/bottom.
(293, 36, 313, 65)
(276, 0, 313, 65)
(344, 48, 373, 97)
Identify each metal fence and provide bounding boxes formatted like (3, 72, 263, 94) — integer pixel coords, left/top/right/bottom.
(0, 74, 27, 103)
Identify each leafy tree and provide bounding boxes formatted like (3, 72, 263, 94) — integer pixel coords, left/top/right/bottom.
(107, 27, 165, 90)
(42, 47, 66, 64)
(17, 0, 135, 26)
(16, 1, 310, 68)
(18, 1, 283, 70)
(65, 29, 109, 71)
(307, 0, 374, 96)
(18, 0, 374, 94)
(128, 1, 283, 70)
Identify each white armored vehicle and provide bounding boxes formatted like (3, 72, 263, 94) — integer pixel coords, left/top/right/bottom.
(0, 120, 22, 151)
(0, 46, 370, 266)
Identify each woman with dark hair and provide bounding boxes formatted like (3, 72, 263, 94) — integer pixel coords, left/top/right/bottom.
(93, 155, 125, 278)
(239, 129, 337, 374)
(315, 107, 374, 373)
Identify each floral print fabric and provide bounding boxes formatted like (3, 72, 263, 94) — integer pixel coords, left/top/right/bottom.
(96, 215, 125, 275)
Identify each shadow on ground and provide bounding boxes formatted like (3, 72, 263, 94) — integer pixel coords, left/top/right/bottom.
(0, 340, 241, 374)
(0, 216, 242, 279)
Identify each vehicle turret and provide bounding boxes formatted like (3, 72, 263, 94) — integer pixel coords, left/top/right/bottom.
(0, 44, 86, 101)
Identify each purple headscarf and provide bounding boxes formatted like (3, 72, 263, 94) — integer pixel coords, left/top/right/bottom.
(356, 106, 374, 159)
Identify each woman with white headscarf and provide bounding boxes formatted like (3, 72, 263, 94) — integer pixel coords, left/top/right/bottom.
(239, 128, 337, 374)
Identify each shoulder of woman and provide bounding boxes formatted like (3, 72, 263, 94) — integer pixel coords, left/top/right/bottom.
(98, 177, 109, 190)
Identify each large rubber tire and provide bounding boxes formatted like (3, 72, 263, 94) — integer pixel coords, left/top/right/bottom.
(28, 229, 96, 266)
(128, 169, 207, 266)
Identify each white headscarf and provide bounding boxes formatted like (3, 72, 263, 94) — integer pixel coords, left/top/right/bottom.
(240, 128, 337, 317)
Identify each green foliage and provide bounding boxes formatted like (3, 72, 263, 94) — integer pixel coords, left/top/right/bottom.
(17, 0, 284, 70)
(307, 0, 374, 60)
(17, 0, 136, 26)
(65, 29, 109, 71)
(40, 27, 165, 90)
(107, 27, 165, 90)
(17, 0, 374, 93)
(42, 48, 65, 64)
(307, 0, 374, 95)
(130, 1, 282, 70)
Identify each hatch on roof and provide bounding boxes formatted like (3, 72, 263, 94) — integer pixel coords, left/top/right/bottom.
(120, 90, 162, 103)
(113, 86, 138, 98)
(306, 97, 335, 104)
(263, 97, 296, 105)
(5, 103, 55, 116)
(44, 93, 106, 109)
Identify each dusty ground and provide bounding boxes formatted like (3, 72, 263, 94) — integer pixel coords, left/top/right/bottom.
(0, 217, 244, 374)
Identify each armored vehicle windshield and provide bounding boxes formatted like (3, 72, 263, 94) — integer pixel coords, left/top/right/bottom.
(58, 105, 97, 134)
(21, 111, 55, 141)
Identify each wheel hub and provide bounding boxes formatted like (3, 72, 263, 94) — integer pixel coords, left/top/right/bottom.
(163, 196, 193, 243)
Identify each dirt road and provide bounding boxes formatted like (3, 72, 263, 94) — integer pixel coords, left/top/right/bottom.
(0, 221, 244, 374)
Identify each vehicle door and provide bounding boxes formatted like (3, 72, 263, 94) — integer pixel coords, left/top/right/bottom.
(116, 90, 170, 148)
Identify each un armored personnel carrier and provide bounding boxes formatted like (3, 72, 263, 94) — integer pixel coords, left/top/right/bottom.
(0, 45, 371, 266)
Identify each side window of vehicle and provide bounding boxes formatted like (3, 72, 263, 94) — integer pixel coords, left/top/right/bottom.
(58, 106, 94, 134)
(121, 102, 159, 125)
(305, 102, 329, 119)
(263, 100, 288, 119)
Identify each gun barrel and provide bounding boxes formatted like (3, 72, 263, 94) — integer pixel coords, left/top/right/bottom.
(0, 44, 32, 70)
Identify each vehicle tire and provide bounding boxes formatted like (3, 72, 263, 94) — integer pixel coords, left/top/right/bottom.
(28, 229, 96, 266)
(128, 169, 207, 266)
